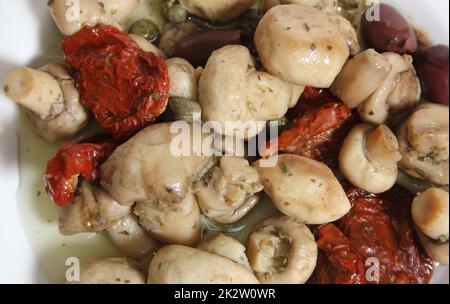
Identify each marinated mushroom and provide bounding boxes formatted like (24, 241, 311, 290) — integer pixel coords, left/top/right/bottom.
(358, 52, 421, 125)
(48, 0, 139, 36)
(339, 124, 402, 194)
(134, 191, 201, 246)
(158, 22, 200, 57)
(129, 34, 167, 58)
(179, 0, 252, 23)
(71, 258, 145, 284)
(412, 188, 449, 242)
(107, 214, 161, 260)
(199, 45, 303, 139)
(166, 57, 198, 100)
(3, 63, 89, 142)
(100, 122, 214, 206)
(247, 216, 317, 284)
(263, 0, 337, 13)
(57, 180, 131, 235)
(194, 157, 263, 224)
(416, 229, 449, 266)
(197, 234, 252, 269)
(331, 49, 393, 108)
(148, 245, 259, 284)
(397, 103, 449, 185)
(254, 4, 349, 88)
(254, 154, 351, 224)
(328, 14, 360, 56)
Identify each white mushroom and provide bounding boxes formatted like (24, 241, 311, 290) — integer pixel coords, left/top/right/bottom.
(194, 157, 263, 224)
(100, 122, 214, 206)
(397, 103, 449, 185)
(358, 53, 421, 124)
(134, 191, 202, 246)
(166, 58, 198, 100)
(3, 63, 89, 141)
(328, 14, 360, 56)
(254, 4, 349, 88)
(199, 45, 303, 139)
(148, 245, 259, 284)
(254, 154, 351, 224)
(331, 49, 392, 108)
(48, 0, 139, 36)
(179, 0, 252, 22)
(412, 188, 449, 242)
(339, 124, 402, 193)
(107, 214, 161, 260)
(71, 258, 145, 284)
(247, 216, 317, 284)
(57, 181, 131, 235)
(129, 34, 167, 58)
(158, 22, 199, 57)
(263, 0, 337, 13)
(416, 229, 449, 266)
(197, 234, 252, 269)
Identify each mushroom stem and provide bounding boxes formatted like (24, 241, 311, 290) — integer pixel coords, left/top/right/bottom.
(3, 67, 63, 119)
(366, 125, 402, 167)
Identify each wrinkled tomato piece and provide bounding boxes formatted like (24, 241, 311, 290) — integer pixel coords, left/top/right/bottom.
(62, 25, 170, 139)
(311, 186, 434, 284)
(263, 87, 356, 166)
(44, 138, 115, 206)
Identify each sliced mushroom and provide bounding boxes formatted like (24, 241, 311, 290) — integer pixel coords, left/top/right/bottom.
(416, 229, 449, 266)
(107, 214, 161, 260)
(166, 58, 198, 100)
(254, 4, 349, 88)
(158, 22, 200, 57)
(129, 34, 167, 58)
(134, 191, 201, 246)
(397, 103, 449, 185)
(57, 181, 131, 235)
(179, 0, 252, 22)
(48, 0, 139, 36)
(358, 53, 421, 124)
(148, 245, 259, 284)
(331, 49, 392, 108)
(194, 157, 263, 224)
(71, 258, 145, 284)
(3, 63, 89, 141)
(254, 154, 351, 224)
(247, 216, 317, 284)
(199, 45, 302, 139)
(100, 122, 214, 206)
(197, 234, 251, 269)
(339, 124, 402, 193)
(412, 188, 449, 242)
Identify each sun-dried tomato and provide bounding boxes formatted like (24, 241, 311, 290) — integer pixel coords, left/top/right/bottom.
(62, 25, 170, 139)
(44, 138, 115, 206)
(263, 87, 357, 166)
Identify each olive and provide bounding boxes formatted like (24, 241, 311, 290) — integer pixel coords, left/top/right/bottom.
(166, 4, 188, 24)
(414, 45, 449, 105)
(175, 29, 242, 67)
(129, 19, 160, 43)
(361, 3, 417, 54)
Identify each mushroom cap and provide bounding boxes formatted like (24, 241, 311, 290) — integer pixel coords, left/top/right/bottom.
(254, 154, 351, 224)
(416, 228, 449, 266)
(254, 4, 349, 88)
(179, 0, 252, 22)
(166, 57, 197, 100)
(412, 187, 449, 241)
(339, 124, 401, 194)
(148, 245, 260, 284)
(247, 215, 317, 284)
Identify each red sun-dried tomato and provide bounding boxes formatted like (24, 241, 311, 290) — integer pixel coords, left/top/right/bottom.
(263, 87, 357, 166)
(44, 138, 116, 206)
(62, 25, 170, 139)
(311, 186, 434, 284)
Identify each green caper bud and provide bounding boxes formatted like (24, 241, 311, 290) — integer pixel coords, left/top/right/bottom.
(167, 4, 188, 24)
(129, 19, 160, 42)
(169, 97, 202, 123)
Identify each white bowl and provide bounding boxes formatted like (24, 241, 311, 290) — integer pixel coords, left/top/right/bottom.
(0, 0, 448, 283)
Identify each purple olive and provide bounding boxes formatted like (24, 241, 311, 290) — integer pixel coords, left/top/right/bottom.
(175, 29, 242, 67)
(361, 4, 417, 54)
(414, 45, 449, 105)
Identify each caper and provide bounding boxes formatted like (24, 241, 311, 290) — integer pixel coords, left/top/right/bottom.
(129, 19, 160, 43)
(169, 97, 202, 123)
(166, 4, 188, 24)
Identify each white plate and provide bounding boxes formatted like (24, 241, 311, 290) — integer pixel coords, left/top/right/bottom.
(0, 0, 448, 284)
